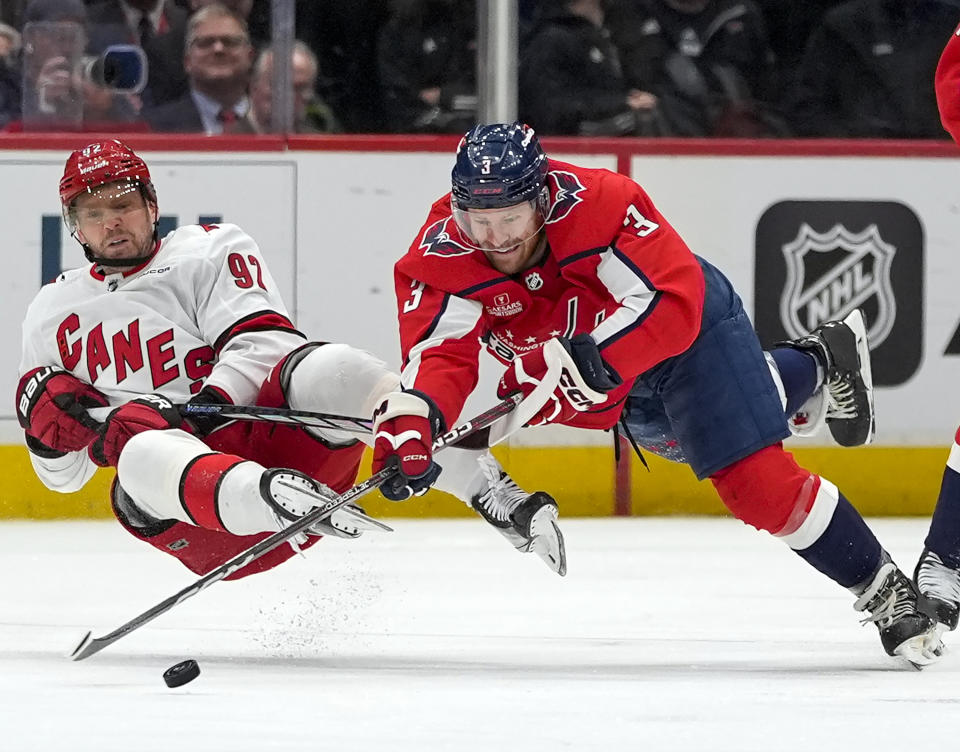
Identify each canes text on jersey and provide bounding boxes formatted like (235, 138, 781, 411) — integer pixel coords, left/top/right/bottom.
(56, 314, 214, 392)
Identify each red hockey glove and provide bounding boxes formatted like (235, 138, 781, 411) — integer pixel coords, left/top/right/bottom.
(497, 335, 621, 426)
(90, 394, 183, 467)
(16, 366, 109, 455)
(371, 391, 443, 501)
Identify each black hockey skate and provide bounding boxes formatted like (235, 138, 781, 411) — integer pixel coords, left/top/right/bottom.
(472, 456, 567, 576)
(785, 309, 875, 447)
(854, 562, 943, 666)
(261, 468, 390, 539)
(914, 547, 960, 632)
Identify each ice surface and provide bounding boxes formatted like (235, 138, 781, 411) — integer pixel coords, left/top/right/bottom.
(1, 517, 956, 752)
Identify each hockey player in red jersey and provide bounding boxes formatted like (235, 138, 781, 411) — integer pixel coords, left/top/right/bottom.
(908, 27, 960, 634)
(373, 121, 943, 665)
(16, 138, 547, 581)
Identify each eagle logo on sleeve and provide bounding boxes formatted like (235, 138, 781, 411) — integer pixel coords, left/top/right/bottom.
(546, 170, 586, 224)
(420, 217, 475, 258)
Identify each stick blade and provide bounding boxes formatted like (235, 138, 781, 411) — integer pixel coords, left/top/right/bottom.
(68, 630, 108, 662)
(69, 630, 93, 661)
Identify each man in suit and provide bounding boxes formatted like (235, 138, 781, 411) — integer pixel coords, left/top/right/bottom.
(144, 3, 252, 133)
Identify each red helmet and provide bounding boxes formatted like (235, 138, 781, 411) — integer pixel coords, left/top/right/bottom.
(59, 139, 156, 212)
(60, 139, 160, 267)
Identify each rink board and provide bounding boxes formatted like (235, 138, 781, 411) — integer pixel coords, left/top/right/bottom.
(0, 444, 947, 519)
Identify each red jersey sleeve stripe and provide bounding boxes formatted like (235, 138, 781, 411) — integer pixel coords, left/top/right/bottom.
(213, 310, 305, 355)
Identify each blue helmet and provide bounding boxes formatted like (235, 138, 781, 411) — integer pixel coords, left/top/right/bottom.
(451, 122, 549, 210)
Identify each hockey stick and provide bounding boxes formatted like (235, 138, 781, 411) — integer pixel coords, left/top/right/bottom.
(69, 393, 522, 661)
(180, 402, 374, 436)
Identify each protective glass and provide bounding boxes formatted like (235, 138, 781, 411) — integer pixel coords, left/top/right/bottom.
(65, 179, 149, 233)
(451, 191, 549, 253)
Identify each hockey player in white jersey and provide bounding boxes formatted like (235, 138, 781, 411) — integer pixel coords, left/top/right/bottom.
(16, 139, 564, 580)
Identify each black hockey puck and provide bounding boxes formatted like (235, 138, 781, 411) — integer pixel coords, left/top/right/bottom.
(163, 659, 200, 688)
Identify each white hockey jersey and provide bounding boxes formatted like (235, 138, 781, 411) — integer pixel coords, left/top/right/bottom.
(19, 222, 307, 491)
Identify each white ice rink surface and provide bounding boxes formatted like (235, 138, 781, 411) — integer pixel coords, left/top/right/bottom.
(2, 517, 958, 752)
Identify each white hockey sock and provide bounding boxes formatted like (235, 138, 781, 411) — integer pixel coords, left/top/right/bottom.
(433, 447, 501, 505)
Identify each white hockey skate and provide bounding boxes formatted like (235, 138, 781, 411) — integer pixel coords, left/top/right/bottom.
(472, 454, 567, 576)
(914, 547, 960, 633)
(261, 468, 392, 539)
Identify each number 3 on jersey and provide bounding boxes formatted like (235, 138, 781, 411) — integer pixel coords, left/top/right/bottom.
(403, 280, 425, 313)
(623, 204, 660, 237)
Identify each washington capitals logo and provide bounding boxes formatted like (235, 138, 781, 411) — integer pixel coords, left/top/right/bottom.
(546, 170, 586, 224)
(780, 223, 896, 347)
(420, 217, 474, 258)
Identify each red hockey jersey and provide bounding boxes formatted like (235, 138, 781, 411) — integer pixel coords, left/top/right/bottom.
(394, 159, 706, 431)
(937, 25, 960, 143)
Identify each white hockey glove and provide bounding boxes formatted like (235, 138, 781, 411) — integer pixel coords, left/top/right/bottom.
(496, 335, 621, 427)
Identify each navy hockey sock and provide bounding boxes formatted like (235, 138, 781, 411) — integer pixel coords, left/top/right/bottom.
(794, 493, 883, 589)
(770, 348, 818, 416)
(925, 464, 960, 568)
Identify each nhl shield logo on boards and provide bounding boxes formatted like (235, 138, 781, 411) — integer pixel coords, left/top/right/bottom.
(779, 223, 896, 347)
(754, 200, 923, 387)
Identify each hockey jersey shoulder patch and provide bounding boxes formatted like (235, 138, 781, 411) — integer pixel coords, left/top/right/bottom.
(419, 216, 474, 259)
(546, 169, 586, 224)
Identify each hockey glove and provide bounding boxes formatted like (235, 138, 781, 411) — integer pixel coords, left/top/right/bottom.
(497, 334, 621, 426)
(183, 385, 233, 437)
(371, 391, 443, 501)
(16, 366, 109, 456)
(91, 394, 183, 467)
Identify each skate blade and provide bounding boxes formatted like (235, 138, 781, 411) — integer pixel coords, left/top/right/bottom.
(275, 478, 393, 532)
(528, 507, 567, 577)
(846, 309, 876, 445)
(336, 504, 394, 533)
(894, 630, 945, 669)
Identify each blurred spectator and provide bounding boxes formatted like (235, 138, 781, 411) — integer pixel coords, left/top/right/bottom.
(172, 0, 264, 44)
(297, 1, 388, 132)
(1, 0, 28, 30)
(787, 0, 958, 138)
(607, 0, 785, 137)
(520, 0, 659, 136)
(0, 23, 21, 63)
(186, 0, 251, 13)
(14, 0, 143, 131)
(377, 0, 476, 133)
(230, 40, 340, 133)
(144, 3, 252, 133)
(0, 24, 19, 128)
(85, 0, 189, 107)
(752, 0, 845, 95)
